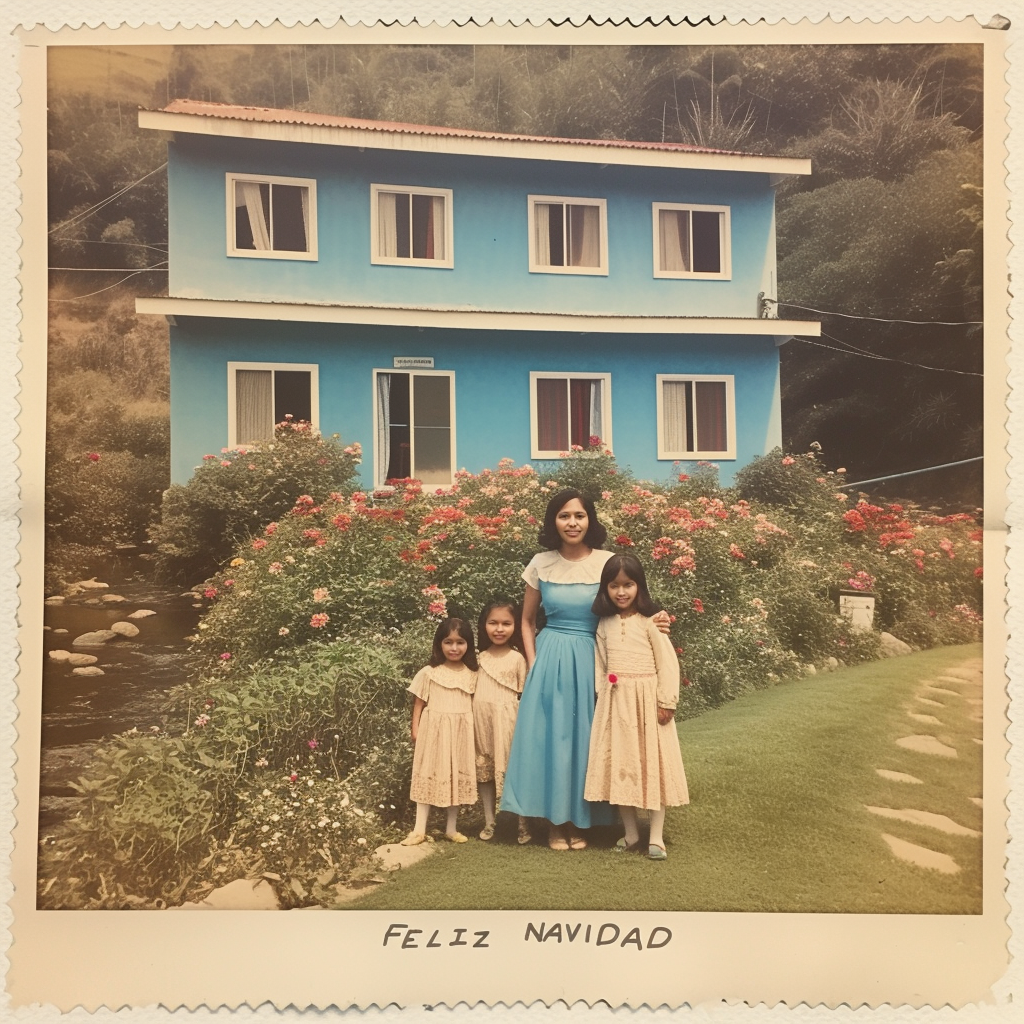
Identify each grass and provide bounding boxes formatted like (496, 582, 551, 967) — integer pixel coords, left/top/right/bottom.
(341, 645, 983, 914)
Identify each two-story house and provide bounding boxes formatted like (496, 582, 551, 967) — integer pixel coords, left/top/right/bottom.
(137, 99, 819, 487)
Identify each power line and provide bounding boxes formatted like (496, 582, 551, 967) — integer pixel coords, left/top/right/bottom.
(778, 301, 982, 327)
(842, 457, 983, 489)
(49, 269, 165, 302)
(792, 331, 983, 377)
(49, 264, 168, 272)
(48, 161, 167, 237)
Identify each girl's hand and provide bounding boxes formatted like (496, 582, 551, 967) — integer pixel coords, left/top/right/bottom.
(411, 723, 418, 743)
(653, 609, 672, 634)
(657, 707, 674, 726)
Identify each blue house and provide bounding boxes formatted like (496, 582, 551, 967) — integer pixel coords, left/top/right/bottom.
(137, 99, 819, 488)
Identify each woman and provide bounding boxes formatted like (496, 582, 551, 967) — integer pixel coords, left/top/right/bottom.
(501, 489, 670, 850)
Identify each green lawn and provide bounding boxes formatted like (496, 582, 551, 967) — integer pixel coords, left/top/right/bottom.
(341, 645, 983, 914)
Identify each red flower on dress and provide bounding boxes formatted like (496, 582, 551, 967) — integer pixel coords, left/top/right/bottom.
(608, 673, 618, 687)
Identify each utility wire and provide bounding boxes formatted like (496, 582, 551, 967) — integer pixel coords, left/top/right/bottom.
(49, 269, 165, 302)
(778, 300, 982, 327)
(842, 456, 983, 489)
(48, 161, 167, 237)
(50, 263, 168, 272)
(792, 331, 983, 377)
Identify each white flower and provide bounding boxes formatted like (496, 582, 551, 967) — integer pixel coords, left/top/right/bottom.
(357, 838, 367, 846)
(261, 824, 270, 832)
(262, 789, 272, 797)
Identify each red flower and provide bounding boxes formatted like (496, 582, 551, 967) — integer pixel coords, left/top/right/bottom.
(219, 652, 231, 661)
(289, 772, 298, 783)
(692, 598, 704, 614)
(615, 534, 635, 547)
(252, 538, 267, 551)
(974, 567, 984, 578)
(204, 587, 218, 599)
(86, 452, 100, 463)
(682, 678, 692, 687)
(608, 674, 618, 686)
(677, 473, 688, 482)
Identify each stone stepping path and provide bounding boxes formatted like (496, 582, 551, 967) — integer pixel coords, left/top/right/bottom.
(876, 769, 923, 784)
(881, 834, 960, 875)
(864, 805, 980, 837)
(896, 734, 957, 757)
(875, 658, 982, 875)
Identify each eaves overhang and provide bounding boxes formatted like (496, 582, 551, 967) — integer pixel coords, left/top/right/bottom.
(136, 296, 821, 338)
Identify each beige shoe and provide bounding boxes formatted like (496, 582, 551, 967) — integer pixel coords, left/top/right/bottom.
(445, 831, 469, 843)
(478, 823, 496, 841)
(400, 832, 432, 847)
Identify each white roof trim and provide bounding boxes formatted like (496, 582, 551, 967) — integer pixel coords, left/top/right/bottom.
(136, 296, 820, 337)
(138, 109, 812, 177)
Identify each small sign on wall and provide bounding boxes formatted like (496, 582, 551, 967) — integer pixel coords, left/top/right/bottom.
(394, 356, 434, 369)
(838, 590, 876, 632)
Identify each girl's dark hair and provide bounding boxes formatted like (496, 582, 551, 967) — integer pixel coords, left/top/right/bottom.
(430, 617, 479, 670)
(538, 488, 607, 550)
(477, 600, 524, 654)
(591, 553, 662, 618)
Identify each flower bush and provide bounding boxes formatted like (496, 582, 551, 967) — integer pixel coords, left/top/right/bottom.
(149, 419, 362, 585)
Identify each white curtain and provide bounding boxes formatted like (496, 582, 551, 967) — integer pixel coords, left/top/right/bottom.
(376, 373, 392, 484)
(660, 209, 689, 272)
(662, 380, 689, 453)
(572, 204, 600, 268)
(299, 187, 310, 250)
(431, 195, 445, 260)
(589, 380, 603, 441)
(237, 369, 274, 443)
(534, 203, 552, 266)
(378, 191, 398, 258)
(237, 181, 271, 251)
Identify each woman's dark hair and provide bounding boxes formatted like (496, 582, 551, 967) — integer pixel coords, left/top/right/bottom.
(477, 600, 524, 654)
(538, 488, 607, 550)
(429, 617, 479, 670)
(591, 553, 662, 618)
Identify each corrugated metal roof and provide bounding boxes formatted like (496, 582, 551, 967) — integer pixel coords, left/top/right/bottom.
(155, 98, 763, 158)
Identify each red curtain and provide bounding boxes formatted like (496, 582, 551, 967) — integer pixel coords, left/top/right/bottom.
(537, 379, 568, 451)
(695, 381, 727, 452)
(569, 379, 591, 447)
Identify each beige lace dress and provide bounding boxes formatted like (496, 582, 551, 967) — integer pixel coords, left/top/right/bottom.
(408, 663, 478, 807)
(584, 613, 689, 810)
(473, 648, 527, 799)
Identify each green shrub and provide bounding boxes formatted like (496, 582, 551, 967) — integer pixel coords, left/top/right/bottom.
(735, 446, 848, 519)
(149, 420, 362, 585)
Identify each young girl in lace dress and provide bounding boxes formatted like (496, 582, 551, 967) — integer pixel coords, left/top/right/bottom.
(401, 617, 479, 846)
(584, 554, 689, 860)
(473, 601, 530, 844)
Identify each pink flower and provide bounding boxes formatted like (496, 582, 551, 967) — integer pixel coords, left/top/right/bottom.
(265, 522, 278, 535)
(678, 473, 689, 482)
(268, 562, 283, 575)
(692, 598, 704, 614)
(289, 772, 298, 783)
(220, 460, 231, 468)
(682, 678, 692, 687)
(308, 739, 319, 750)
(729, 544, 746, 559)
(428, 600, 447, 616)
(423, 564, 438, 572)
(204, 587, 218, 599)
(312, 587, 330, 603)
(86, 452, 100, 463)
(252, 538, 267, 551)
(194, 714, 210, 727)
(310, 613, 329, 629)
(589, 435, 602, 448)
(278, 626, 290, 636)
(974, 567, 984, 578)
(203, 454, 217, 461)
(615, 534, 634, 547)
(781, 456, 795, 466)
(219, 652, 231, 661)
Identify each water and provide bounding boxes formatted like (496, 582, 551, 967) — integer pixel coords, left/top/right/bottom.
(38, 552, 202, 829)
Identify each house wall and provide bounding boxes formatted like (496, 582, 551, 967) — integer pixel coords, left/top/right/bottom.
(167, 135, 777, 320)
(168, 317, 782, 488)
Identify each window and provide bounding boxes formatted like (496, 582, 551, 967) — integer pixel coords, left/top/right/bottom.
(656, 374, 735, 460)
(652, 203, 730, 279)
(371, 185, 454, 268)
(227, 174, 316, 260)
(374, 370, 455, 485)
(530, 372, 611, 458)
(528, 195, 608, 275)
(228, 362, 320, 446)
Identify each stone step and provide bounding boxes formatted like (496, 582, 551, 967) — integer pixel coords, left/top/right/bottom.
(896, 735, 957, 758)
(875, 769, 923, 784)
(865, 805, 980, 837)
(881, 834, 959, 874)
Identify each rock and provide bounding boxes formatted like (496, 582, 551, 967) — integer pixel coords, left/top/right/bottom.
(67, 653, 99, 667)
(101, 594, 127, 604)
(128, 609, 157, 619)
(75, 579, 109, 590)
(896, 734, 957, 758)
(180, 592, 197, 599)
(826, 657, 839, 671)
(170, 878, 281, 911)
(374, 841, 436, 872)
(803, 663, 817, 676)
(879, 632, 912, 658)
(110, 621, 140, 638)
(53, 628, 68, 635)
(48, 650, 72, 662)
(72, 666, 105, 677)
(44, 596, 65, 606)
(43, 625, 51, 631)
(192, 603, 203, 609)
(72, 629, 118, 646)
(114, 543, 138, 551)
(84, 599, 104, 606)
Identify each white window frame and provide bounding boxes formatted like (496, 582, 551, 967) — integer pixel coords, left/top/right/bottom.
(652, 202, 731, 280)
(227, 361, 320, 447)
(527, 194, 609, 276)
(372, 368, 457, 487)
(225, 173, 318, 261)
(370, 184, 455, 269)
(656, 373, 736, 460)
(529, 371, 613, 460)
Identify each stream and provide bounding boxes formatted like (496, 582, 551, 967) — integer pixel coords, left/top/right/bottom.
(38, 550, 202, 833)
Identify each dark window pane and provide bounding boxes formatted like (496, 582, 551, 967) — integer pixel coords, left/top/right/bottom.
(413, 375, 450, 429)
(271, 184, 308, 252)
(536, 378, 568, 451)
(411, 193, 432, 259)
(273, 371, 312, 424)
(395, 193, 411, 259)
(547, 203, 564, 267)
(694, 380, 727, 451)
(235, 205, 255, 249)
(692, 211, 722, 273)
(384, 373, 411, 480)
(683, 380, 695, 452)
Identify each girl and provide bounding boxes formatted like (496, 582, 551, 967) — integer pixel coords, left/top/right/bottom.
(474, 601, 530, 843)
(401, 617, 479, 846)
(584, 553, 689, 860)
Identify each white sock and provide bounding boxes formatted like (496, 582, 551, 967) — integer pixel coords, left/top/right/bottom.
(446, 805, 459, 835)
(480, 782, 496, 826)
(414, 802, 430, 835)
(619, 806, 640, 845)
(649, 807, 666, 849)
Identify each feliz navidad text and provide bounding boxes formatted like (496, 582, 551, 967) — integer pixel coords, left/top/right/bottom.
(382, 923, 672, 949)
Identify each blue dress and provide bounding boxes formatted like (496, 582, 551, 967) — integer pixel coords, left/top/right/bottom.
(500, 549, 616, 828)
